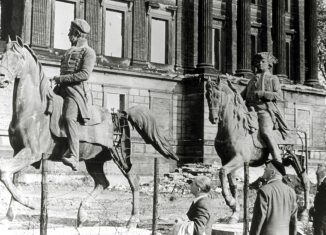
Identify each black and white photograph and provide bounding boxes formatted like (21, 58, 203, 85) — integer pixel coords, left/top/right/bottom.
(0, 0, 325, 234)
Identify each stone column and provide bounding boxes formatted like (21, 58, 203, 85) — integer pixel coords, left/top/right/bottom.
(235, 0, 252, 78)
(175, 0, 183, 71)
(297, 0, 305, 84)
(261, 0, 272, 52)
(225, 0, 237, 74)
(273, 0, 287, 80)
(131, 0, 147, 65)
(196, 0, 215, 74)
(304, 0, 320, 87)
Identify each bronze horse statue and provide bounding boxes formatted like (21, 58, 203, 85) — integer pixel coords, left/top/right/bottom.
(0, 36, 178, 226)
(205, 76, 309, 223)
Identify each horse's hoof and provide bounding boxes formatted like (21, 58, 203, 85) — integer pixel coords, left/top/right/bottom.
(126, 216, 140, 228)
(77, 208, 88, 227)
(6, 208, 15, 222)
(227, 215, 239, 224)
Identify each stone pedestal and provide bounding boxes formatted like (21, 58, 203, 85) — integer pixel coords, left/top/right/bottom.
(212, 222, 305, 235)
(212, 223, 243, 235)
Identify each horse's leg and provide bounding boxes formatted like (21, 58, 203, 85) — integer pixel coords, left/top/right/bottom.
(123, 171, 140, 228)
(0, 148, 40, 210)
(77, 159, 110, 227)
(6, 173, 21, 221)
(283, 151, 310, 221)
(219, 155, 244, 224)
(227, 173, 240, 223)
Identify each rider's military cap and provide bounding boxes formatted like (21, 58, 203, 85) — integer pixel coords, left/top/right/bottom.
(71, 19, 90, 34)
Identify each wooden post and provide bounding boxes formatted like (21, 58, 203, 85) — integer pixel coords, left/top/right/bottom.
(152, 158, 159, 235)
(243, 162, 249, 235)
(40, 153, 48, 235)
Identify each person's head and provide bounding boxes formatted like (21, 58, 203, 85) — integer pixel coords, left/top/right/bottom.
(68, 19, 90, 45)
(189, 175, 211, 197)
(252, 52, 278, 73)
(316, 164, 326, 186)
(262, 160, 286, 181)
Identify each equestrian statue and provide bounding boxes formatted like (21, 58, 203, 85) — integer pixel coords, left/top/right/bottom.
(205, 52, 309, 223)
(0, 34, 178, 227)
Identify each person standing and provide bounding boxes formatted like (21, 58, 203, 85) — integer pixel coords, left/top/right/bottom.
(186, 175, 213, 235)
(52, 18, 96, 171)
(241, 52, 288, 162)
(313, 164, 326, 235)
(249, 160, 297, 235)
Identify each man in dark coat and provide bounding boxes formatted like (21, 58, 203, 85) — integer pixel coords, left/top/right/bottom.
(250, 160, 297, 235)
(187, 176, 213, 235)
(52, 18, 96, 171)
(241, 52, 288, 162)
(313, 164, 326, 235)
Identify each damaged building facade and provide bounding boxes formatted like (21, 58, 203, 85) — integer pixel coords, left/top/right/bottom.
(0, 0, 324, 174)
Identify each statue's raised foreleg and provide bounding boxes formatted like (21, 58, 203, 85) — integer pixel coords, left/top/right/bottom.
(78, 158, 110, 227)
(0, 148, 41, 212)
(5, 173, 21, 221)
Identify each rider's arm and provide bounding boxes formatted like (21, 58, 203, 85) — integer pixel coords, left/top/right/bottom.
(55, 47, 96, 84)
(256, 75, 283, 101)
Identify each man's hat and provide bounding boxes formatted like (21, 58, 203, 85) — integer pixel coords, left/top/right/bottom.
(71, 19, 90, 34)
(266, 159, 286, 176)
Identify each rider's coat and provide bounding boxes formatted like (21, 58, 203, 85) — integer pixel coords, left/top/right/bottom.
(55, 38, 96, 123)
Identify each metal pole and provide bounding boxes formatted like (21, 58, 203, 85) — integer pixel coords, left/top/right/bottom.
(40, 153, 48, 235)
(304, 131, 310, 218)
(152, 158, 159, 235)
(243, 162, 249, 235)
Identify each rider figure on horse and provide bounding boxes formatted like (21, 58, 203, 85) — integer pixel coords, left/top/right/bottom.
(241, 52, 289, 162)
(51, 19, 96, 171)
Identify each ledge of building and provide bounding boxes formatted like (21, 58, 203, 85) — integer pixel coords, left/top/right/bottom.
(40, 58, 185, 82)
(281, 83, 326, 96)
(222, 74, 326, 96)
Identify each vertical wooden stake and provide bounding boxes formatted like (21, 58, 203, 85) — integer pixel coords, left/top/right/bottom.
(243, 162, 249, 235)
(152, 158, 159, 235)
(40, 153, 48, 235)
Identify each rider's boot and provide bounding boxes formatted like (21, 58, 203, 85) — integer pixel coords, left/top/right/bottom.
(62, 153, 79, 171)
(63, 114, 79, 171)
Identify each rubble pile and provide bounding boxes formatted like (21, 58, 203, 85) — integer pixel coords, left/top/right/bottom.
(140, 163, 222, 195)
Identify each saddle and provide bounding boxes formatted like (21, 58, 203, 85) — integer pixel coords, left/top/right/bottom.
(46, 93, 113, 148)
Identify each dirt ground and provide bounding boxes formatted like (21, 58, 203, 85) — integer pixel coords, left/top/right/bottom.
(0, 178, 260, 234)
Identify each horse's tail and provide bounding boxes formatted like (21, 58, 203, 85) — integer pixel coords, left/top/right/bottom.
(124, 106, 179, 161)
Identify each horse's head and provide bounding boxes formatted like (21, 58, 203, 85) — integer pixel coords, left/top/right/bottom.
(0, 36, 26, 88)
(205, 76, 223, 124)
